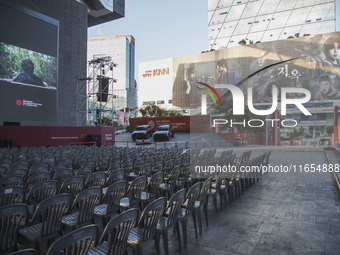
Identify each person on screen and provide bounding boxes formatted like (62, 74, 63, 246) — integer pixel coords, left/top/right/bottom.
(216, 59, 240, 85)
(12, 58, 45, 87)
(317, 74, 340, 100)
(323, 37, 340, 68)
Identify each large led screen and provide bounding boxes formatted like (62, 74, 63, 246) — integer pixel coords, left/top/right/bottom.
(0, 0, 59, 124)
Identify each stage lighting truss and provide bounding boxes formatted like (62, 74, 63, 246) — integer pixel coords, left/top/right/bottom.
(78, 56, 118, 126)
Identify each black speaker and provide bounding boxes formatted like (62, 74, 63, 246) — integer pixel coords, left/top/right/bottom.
(97, 76, 109, 102)
(89, 134, 101, 146)
(0, 140, 12, 148)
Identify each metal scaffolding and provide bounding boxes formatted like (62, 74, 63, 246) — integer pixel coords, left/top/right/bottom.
(77, 56, 117, 126)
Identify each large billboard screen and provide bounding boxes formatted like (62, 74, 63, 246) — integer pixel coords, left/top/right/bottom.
(0, 0, 59, 124)
(172, 31, 340, 111)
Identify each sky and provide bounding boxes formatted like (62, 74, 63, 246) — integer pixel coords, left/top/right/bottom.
(88, 0, 340, 78)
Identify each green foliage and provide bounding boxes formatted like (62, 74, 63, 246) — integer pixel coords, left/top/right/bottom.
(289, 126, 305, 139)
(326, 126, 334, 134)
(94, 117, 113, 126)
(0, 42, 57, 87)
(139, 105, 182, 117)
(238, 39, 247, 45)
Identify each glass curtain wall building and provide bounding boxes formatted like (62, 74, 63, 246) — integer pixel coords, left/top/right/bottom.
(208, 0, 335, 49)
(87, 35, 137, 112)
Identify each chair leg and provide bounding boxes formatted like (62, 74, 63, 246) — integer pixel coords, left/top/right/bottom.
(155, 232, 161, 255)
(213, 195, 218, 214)
(192, 212, 198, 238)
(219, 191, 223, 209)
(180, 217, 188, 245)
(137, 241, 144, 255)
(175, 222, 181, 251)
(204, 203, 209, 226)
(162, 228, 169, 255)
(196, 208, 202, 234)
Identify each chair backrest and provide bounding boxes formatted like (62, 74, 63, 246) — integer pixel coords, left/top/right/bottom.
(26, 172, 51, 190)
(51, 164, 68, 174)
(76, 166, 93, 179)
(184, 182, 201, 215)
(0, 186, 25, 207)
(145, 157, 155, 167)
(133, 159, 144, 172)
(106, 169, 125, 186)
(166, 189, 186, 227)
(99, 208, 138, 255)
(200, 177, 213, 203)
(0, 204, 29, 254)
(26, 180, 58, 209)
(46, 225, 98, 255)
(147, 172, 163, 196)
(139, 163, 152, 176)
(71, 187, 102, 228)
(127, 176, 147, 206)
(5, 169, 27, 179)
(104, 181, 127, 215)
(8, 248, 38, 255)
(59, 176, 85, 196)
(85, 172, 106, 188)
(0, 176, 24, 188)
(28, 165, 49, 177)
(97, 159, 110, 172)
(53, 169, 74, 185)
(138, 197, 166, 242)
(167, 165, 181, 186)
(31, 194, 71, 240)
(152, 161, 164, 172)
(0, 166, 7, 179)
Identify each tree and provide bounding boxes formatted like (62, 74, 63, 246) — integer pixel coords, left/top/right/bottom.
(326, 126, 334, 134)
(94, 117, 113, 126)
(139, 105, 182, 117)
(288, 126, 305, 139)
(238, 39, 247, 45)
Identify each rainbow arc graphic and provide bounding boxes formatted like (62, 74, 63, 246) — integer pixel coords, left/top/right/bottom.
(196, 82, 222, 106)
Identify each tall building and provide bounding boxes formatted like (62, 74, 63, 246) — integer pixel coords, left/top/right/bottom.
(87, 35, 137, 113)
(208, 0, 335, 49)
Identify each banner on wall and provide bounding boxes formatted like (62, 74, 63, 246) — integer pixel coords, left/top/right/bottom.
(118, 111, 127, 125)
(172, 31, 340, 111)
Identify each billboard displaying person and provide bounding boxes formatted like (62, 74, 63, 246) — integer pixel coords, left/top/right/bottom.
(172, 31, 340, 110)
(317, 73, 340, 100)
(216, 59, 239, 85)
(12, 58, 45, 87)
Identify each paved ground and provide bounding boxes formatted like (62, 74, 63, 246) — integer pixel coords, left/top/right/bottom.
(141, 147, 340, 255)
(114, 132, 233, 149)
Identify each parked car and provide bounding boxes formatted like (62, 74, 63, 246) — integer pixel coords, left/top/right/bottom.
(153, 125, 174, 142)
(131, 125, 153, 141)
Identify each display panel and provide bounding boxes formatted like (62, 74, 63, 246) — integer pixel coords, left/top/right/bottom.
(172, 32, 340, 110)
(0, 0, 59, 124)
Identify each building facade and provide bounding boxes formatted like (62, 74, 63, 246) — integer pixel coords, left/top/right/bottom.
(208, 0, 335, 49)
(0, 0, 124, 127)
(138, 58, 174, 111)
(139, 31, 340, 141)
